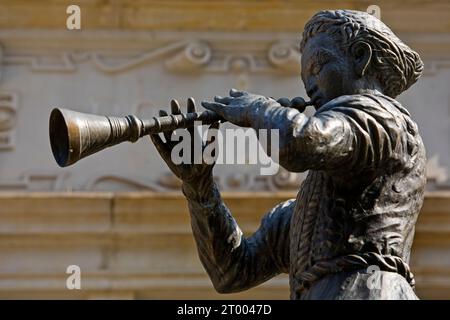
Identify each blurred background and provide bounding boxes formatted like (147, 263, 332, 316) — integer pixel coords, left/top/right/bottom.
(0, 0, 449, 299)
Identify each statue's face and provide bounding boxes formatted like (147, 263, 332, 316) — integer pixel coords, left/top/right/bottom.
(301, 32, 357, 108)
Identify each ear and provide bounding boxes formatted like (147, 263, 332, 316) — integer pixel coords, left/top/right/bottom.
(350, 41, 372, 77)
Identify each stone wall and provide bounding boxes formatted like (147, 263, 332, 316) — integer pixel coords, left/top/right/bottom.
(0, 0, 449, 299)
(0, 191, 448, 299)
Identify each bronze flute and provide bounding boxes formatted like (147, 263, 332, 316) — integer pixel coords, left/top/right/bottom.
(49, 97, 313, 167)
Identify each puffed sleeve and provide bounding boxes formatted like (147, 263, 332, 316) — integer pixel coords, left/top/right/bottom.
(250, 94, 410, 174)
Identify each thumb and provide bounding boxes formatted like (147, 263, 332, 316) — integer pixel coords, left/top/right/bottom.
(149, 134, 171, 160)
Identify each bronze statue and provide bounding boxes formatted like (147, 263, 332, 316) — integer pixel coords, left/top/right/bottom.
(49, 9, 426, 299)
(151, 10, 426, 299)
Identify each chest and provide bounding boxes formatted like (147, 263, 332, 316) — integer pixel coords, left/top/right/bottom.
(289, 171, 351, 273)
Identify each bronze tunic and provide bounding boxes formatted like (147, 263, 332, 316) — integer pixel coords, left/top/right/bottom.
(183, 92, 426, 299)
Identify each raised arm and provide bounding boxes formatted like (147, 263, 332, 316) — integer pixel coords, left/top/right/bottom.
(183, 180, 293, 293)
(202, 90, 407, 174)
(150, 97, 293, 294)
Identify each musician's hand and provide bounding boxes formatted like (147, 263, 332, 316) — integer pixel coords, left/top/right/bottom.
(150, 98, 220, 187)
(201, 89, 273, 127)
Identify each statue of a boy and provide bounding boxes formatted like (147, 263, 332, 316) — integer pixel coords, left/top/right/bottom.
(151, 10, 426, 299)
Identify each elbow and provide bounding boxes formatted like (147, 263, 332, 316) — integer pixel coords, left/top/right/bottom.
(279, 129, 323, 172)
(211, 277, 234, 294)
(213, 283, 233, 294)
(211, 275, 243, 294)
(279, 153, 309, 173)
(278, 136, 311, 173)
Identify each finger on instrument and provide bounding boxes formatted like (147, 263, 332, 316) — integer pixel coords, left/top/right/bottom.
(229, 88, 245, 97)
(171, 99, 182, 114)
(214, 95, 233, 104)
(187, 97, 197, 113)
(159, 110, 172, 143)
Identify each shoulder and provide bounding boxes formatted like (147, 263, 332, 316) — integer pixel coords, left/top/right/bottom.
(316, 93, 416, 134)
(319, 93, 381, 110)
(318, 93, 409, 117)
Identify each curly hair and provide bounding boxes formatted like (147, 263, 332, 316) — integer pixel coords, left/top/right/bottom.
(300, 10, 423, 98)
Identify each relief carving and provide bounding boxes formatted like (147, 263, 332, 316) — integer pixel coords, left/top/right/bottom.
(0, 92, 17, 150)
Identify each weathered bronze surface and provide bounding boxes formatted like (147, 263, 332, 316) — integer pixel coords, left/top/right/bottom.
(49, 9, 426, 299)
(150, 10, 426, 300)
